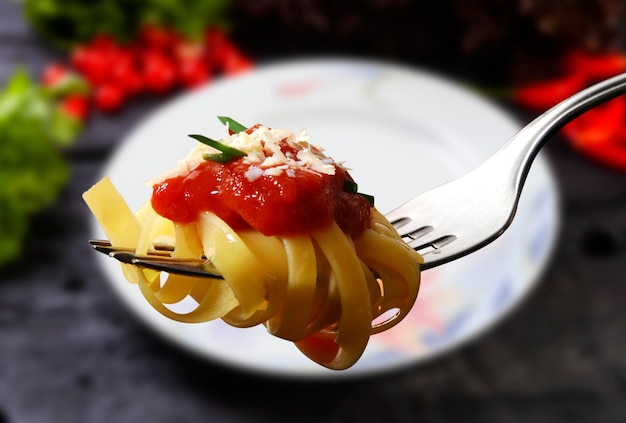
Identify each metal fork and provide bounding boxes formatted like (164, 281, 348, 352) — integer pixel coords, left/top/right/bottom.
(388, 71, 626, 270)
(91, 72, 626, 275)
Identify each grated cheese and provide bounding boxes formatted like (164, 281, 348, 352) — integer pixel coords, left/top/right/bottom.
(148, 124, 341, 187)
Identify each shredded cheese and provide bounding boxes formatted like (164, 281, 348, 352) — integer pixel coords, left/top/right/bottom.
(148, 125, 341, 186)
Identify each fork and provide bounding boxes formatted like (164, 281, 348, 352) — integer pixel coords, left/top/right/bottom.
(91, 72, 626, 276)
(388, 71, 626, 270)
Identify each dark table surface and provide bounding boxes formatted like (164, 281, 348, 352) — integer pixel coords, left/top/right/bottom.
(2, 1, 626, 422)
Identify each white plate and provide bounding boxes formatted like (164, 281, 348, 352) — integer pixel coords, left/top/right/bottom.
(94, 58, 559, 378)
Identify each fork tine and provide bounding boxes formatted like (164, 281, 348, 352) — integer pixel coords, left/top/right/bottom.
(409, 234, 458, 254)
(387, 185, 474, 270)
(391, 223, 458, 271)
(89, 239, 173, 257)
(90, 239, 223, 279)
(390, 220, 454, 263)
(112, 252, 223, 278)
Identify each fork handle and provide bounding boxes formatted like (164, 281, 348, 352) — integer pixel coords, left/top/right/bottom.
(485, 72, 626, 197)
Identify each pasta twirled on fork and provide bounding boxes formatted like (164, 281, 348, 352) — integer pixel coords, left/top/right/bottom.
(84, 118, 422, 370)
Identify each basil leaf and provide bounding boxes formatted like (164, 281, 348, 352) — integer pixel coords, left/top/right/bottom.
(343, 179, 358, 194)
(189, 133, 246, 163)
(218, 116, 247, 133)
(202, 153, 235, 163)
(343, 178, 374, 206)
(359, 193, 375, 207)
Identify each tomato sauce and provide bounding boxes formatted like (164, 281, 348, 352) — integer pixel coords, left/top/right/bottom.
(151, 159, 371, 237)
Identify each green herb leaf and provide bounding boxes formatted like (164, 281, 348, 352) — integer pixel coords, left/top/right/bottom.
(42, 72, 90, 99)
(202, 153, 236, 163)
(218, 116, 247, 133)
(359, 193, 375, 207)
(23, 0, 229, 50)
(343, 179, 358, 194)
(49, 106, 82, 146)
(343, 178, 374, 206)
(0, 67, 78, 269)
(188, 133, 246, 162)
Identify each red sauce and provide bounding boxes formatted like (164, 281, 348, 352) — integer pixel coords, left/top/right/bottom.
(151, 159, 371, 237)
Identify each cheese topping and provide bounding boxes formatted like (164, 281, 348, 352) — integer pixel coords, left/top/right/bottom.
(148, 124, 340, 186)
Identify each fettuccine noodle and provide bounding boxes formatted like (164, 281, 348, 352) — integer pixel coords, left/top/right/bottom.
(84, 119, 422, 370)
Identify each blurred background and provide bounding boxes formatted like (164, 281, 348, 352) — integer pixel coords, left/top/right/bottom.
(1, 0, 626, 422)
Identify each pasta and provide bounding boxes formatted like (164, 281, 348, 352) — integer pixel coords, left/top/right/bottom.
(83, 117, 423, 370)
